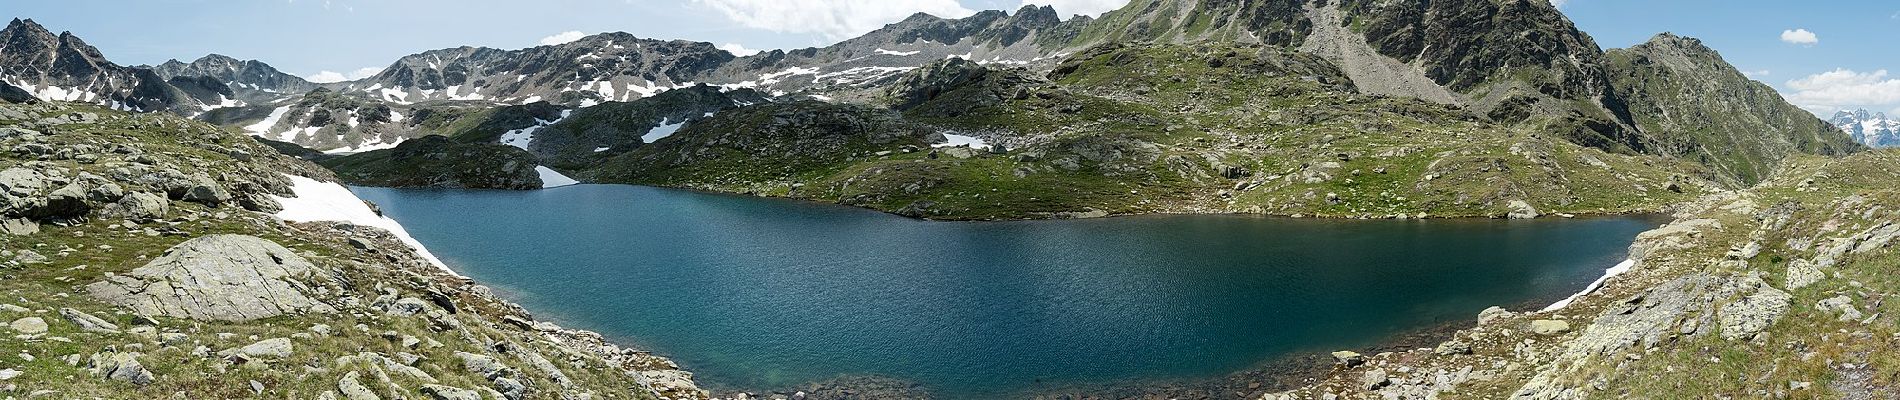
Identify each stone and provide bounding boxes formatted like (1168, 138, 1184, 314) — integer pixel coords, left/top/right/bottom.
(13, 249, 48, 264)
(58, 308, 120, 333)
(179, 175, 230, 205)
(455, 352, 507, 378)
(1434, 340, 1472, 356)
(111, 192, 169, 221)
(1506, 199, 1540, 219)
(1529, 320, 1572, 335)
(41, 182, 90, 218)
(8, 317, 47, 335)
(421, 384, 483, 400)
(0, 368, 19, 380)
(1478, 306, 1515, 325)
(1817, 296, 1865, 321)
(86, 235, 337, 322)
(159, 332, 190, 346)
(0, 218, 37, 236)
(90, 352, 154, 385)
(1331, 350, 1365, 367)
(1361, 368, 1390, 389)
(492, 377, 527, 400)
(1785, 260, 1824, 290)
(239, 338, 293, 358)
(385, 297, 431, 316)
(1717, 278, 1791, 341)
(338, 371, 381, 400)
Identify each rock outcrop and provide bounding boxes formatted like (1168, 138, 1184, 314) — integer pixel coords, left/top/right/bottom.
(86, 234, 338, 322)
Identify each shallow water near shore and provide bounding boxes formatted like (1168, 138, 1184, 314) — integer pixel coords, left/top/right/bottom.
(353, 184, 1663, 398)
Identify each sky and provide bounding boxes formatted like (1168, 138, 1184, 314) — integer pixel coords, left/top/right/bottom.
(7, 0, 1898, 117)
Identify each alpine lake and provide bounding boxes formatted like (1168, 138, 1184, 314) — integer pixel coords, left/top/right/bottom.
(353, 184, 1662, 398)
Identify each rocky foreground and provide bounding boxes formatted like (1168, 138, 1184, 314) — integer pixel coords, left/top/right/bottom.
(0, 101, 705, 399)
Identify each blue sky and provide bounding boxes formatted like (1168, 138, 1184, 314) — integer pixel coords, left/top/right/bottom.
(8, 0, 1898, 115)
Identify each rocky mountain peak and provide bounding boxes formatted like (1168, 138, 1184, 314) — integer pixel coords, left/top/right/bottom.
(1829, 108, 1900, 147)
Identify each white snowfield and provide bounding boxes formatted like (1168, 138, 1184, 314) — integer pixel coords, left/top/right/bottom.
(1542, 259, 1635, 312)
(536, 166, 579, 188)
(271, 175, 456, 275)
(934, 133, 991, 150)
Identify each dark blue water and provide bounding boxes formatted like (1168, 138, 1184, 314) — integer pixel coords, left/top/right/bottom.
(353, 185, 1660, 397)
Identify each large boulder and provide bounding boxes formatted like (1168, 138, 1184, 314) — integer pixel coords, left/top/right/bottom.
(86, 235, 337, 322)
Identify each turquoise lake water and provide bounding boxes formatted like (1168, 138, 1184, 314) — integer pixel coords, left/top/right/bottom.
(352, 184, 1661, 397)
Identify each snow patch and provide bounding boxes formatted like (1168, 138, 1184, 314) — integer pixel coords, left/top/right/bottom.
(244, 106, 291, 136)
(322, 136, 403, 154)
(499, 109, 574, 149)
(934, 133, 990, 150)
(874, 48, 920, 56)
(641, 119, 687, 143)
(271, 175, 452, 274)
(536, 166, 579, 188)
(1543, 259, 1635, 312)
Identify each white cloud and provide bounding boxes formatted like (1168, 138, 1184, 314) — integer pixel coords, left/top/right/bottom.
(303, 67, 383, 83)
(1780, 28, 1818, 45)
(718, 43, 764, 57)
(539, 31, 587, 46)
(694, 0, 978, 39)
(1549, 0, 1568, 7)
(1027, 0, 1131, 18)
(1742, 70, 1771, 78)
(1783, 69, 1900, 114)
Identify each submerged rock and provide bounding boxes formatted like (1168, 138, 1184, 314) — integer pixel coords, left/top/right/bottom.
(86, 234, 337, 322)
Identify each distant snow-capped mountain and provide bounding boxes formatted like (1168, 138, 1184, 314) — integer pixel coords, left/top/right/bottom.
(0, 18, 239, 114)
(1830, 109, 1900, 148)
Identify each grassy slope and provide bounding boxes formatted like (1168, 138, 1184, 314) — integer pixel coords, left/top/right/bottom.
(588, 43, 1708, 220)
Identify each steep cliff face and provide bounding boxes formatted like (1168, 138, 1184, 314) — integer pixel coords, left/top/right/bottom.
(1604, 34, 1861, 185)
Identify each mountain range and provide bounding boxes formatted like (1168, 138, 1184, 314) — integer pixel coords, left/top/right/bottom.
(0, 0, 1860, 192)
(1830, 109, 1900, 147)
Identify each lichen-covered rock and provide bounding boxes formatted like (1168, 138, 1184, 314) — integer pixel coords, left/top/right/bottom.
(421, 384, 482, 400)
(8, 316, 47, 334)
(1716, 276, 1790, 341)
(106, 191, 169, 221)
(239, 337, 294, 358)
(58, 308, 120, 333)
(337, 371, 381, 400)
(86, 234, 337, 322)
(89, 352, 154, 386)
(1529, 320, 1572, 335)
